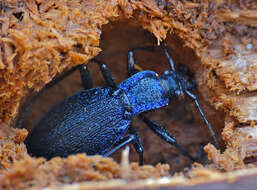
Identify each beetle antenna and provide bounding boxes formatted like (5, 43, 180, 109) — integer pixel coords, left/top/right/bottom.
(185, 90, 220, 149)
(130, 46, 155, 52)
(161, 42, 175, 71)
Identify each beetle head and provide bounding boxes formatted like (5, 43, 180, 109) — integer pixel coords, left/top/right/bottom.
(160, 69, 195, 99)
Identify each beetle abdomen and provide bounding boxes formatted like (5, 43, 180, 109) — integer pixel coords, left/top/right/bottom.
(25, 87, 131, 159)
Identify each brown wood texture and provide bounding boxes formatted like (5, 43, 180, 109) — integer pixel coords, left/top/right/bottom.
(0, 0, 256, 189)
(54, 169, 257, 190)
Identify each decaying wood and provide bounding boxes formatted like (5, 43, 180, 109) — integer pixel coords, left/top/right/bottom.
(0, 0, 256, 189)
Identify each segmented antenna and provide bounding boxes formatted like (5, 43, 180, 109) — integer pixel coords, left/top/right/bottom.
(161, 42, 175, 71)
(185, 90, 220, 149)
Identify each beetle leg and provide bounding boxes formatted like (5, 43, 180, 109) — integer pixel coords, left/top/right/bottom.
(91, 59, 117, 89)
(103, 135, 134, 158)
(16, 64, 84, 129)
(44, 63, 93, 90)
(138, 114, 201, 162)
(128, 126, 144, 165)
(127, 46, 155, 77)
(79, 64, 94, 90)
(185, 90, 220, 149)
(103, 126, 144, 165)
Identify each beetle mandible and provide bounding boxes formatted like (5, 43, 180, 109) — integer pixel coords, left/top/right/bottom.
(23, 42, 219, 165)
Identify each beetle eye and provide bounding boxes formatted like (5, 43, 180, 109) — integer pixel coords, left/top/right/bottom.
(175, 90, 183, 97)
(163, 70, 170, 75)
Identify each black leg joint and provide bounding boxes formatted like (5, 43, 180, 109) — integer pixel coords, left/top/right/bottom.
(79, 64, 94, 90)
(91, 59, 117, 89)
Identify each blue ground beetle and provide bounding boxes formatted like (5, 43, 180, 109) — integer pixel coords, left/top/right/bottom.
(23, 43, 219, 165)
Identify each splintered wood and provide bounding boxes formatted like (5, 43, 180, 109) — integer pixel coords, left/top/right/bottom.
(0, 0, 256, 189)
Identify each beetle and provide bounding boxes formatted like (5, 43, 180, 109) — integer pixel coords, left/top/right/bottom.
(23, 42, 219, 165)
